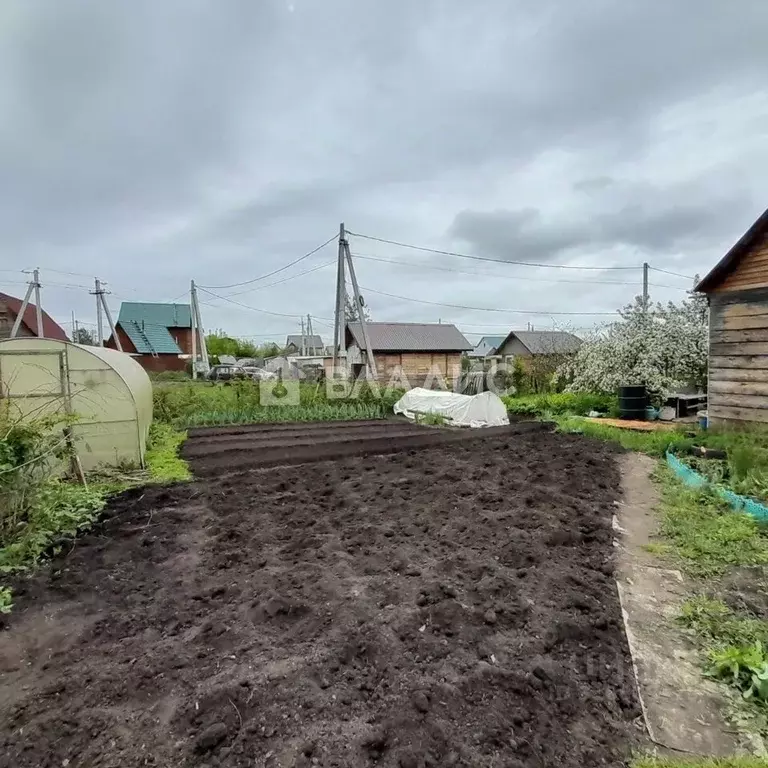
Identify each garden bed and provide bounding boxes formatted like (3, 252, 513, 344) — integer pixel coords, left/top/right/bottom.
(1, 428, 640, 767)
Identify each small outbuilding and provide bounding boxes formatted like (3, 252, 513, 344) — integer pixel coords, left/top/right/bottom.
(696, 207, 768, 426)
(0, 337, 152, 470)
(345, 322, 472, 387)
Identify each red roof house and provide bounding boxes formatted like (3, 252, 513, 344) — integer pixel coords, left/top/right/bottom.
(0, 291, 68, 341)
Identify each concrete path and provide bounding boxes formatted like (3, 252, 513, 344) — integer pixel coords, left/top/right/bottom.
(616, 453, 760, 757)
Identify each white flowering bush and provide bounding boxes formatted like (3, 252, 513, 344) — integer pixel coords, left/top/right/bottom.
(558, 292, 708, 399)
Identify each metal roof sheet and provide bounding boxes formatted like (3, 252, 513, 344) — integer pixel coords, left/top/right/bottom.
(347, 322, 472, 352)
(120, 321, 182, 355)
(117, 302, 191, 328)
(505, 330, 582, 355)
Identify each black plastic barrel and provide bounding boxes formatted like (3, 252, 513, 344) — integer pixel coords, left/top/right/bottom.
(618, 385, 647, 420)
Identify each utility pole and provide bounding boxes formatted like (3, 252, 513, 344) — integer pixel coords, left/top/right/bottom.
(33, 269, 43, 338)
(333, 223, 347, 366)
(642, 262, 649, 312)
(95, 278, 104, 345)
(72, 310, 77, 342)
(10, 271, 36, 338)
(190, 280, 209, 378)
(342, 234, 378, 379)
(190, 281, 198, 379)
(307, 314, 314, 354)
(91, 278, 122, 350)
(300, 316, 307, 356)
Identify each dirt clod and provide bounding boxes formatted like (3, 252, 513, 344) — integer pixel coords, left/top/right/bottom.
(411, 690, 430, 713)
(194, 722, 229, 752)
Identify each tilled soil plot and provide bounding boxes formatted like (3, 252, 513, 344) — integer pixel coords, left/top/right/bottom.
(0, 428, 641, 768)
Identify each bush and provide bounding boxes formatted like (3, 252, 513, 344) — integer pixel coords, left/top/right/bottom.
(502, 392, 618, 418)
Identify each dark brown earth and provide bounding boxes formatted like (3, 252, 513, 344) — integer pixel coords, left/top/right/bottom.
(181, 419, 547, 476)
(0, 422, 641, 767)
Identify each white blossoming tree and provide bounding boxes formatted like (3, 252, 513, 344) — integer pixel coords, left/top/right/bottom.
(558, 289, 708, 400)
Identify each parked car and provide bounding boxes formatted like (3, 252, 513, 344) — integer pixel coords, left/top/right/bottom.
(207, 365, 247, 382)
(242, 366, 276, 381)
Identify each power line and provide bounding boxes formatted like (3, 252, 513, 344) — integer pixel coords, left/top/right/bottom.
(198, 286, 334, 322)
(224, 259, 335, 297)
(198, 234, 338, 290)
(648, 266, 695, 281)
(352, 251, 686, 289)
(347, 230, 640, 271)
(358, 285, 619, 316)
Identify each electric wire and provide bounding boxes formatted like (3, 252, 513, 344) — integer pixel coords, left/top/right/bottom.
(358, 285, 619, 316)
(347, 230, 640, 270)
(198, 234, 338, 290)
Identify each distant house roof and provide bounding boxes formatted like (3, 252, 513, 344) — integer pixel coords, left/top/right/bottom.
(0, 292, 68, 341)
(117, 302, 192, 328)
(501, 330, 582, 355)
(696, 207, 768, 293)
(120, 321, 182, 355)
(469, 335, 506, 356)
(115, 302, 191, 355)
(286, 334, 323, 349)
(346, 322, 472, 352)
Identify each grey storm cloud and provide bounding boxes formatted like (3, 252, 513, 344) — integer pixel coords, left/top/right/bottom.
(449, 184, 752, 264)
(1, 0, 767, 338)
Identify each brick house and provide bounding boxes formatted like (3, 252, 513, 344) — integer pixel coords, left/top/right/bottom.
(0, 291, 68, 341)
(345, 322, 472, 388)
(106, 302, 193, 373)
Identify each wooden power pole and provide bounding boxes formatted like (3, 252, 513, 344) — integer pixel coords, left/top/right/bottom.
(342, 231, 378, 379)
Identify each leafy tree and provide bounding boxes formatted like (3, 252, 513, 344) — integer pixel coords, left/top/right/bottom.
(205, 330, 259, 359)
(204, 331, 285, 361)
(345, 294, 371, 322)
(558, 290, 708, 398)
(73, 327, 95, 345)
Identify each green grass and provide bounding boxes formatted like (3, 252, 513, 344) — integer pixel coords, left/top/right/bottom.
(679, 596, 768, 649)
(632, 757, 768, 768)
(555, 414, 695, 456)
(655, 467, 768, 578)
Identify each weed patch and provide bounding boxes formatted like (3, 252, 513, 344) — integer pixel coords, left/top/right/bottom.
(632, 757, 768, 768)
(415, 412, 447, 426)
(503, 392, 618, 418)
(654, 467, 768, 578)
(144, 423, 191, 482)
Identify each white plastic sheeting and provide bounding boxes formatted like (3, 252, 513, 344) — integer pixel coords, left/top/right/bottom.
(393, 388, 509, 428)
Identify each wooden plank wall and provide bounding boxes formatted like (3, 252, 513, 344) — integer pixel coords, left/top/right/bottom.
(712, 230, 768, 293)
(370, 351, 462, 387)
(708, 289, 768, 424)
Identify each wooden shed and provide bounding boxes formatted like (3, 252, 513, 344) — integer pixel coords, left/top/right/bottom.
(345, 322, 472, 388)
(696, 208, 768, 426)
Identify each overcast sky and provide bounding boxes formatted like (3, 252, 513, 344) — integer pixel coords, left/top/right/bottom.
(2, 1, 767, 344)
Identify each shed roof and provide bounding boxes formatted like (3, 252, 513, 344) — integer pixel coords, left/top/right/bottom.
(696, 207, 768, 293)
(347, 322, 472, 352)
(120, 320, 182, 355)
(501, 330, 582, 355)
(117, 302, 191, 328)
(0, 292, 68, 341)
(286, 334, 323, 348)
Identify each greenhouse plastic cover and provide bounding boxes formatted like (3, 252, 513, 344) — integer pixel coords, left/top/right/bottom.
(393, 388, 509, 428)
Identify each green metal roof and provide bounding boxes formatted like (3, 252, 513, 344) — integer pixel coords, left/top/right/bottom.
(117, 302, 191, 328)
(121, 321, 182, 355)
